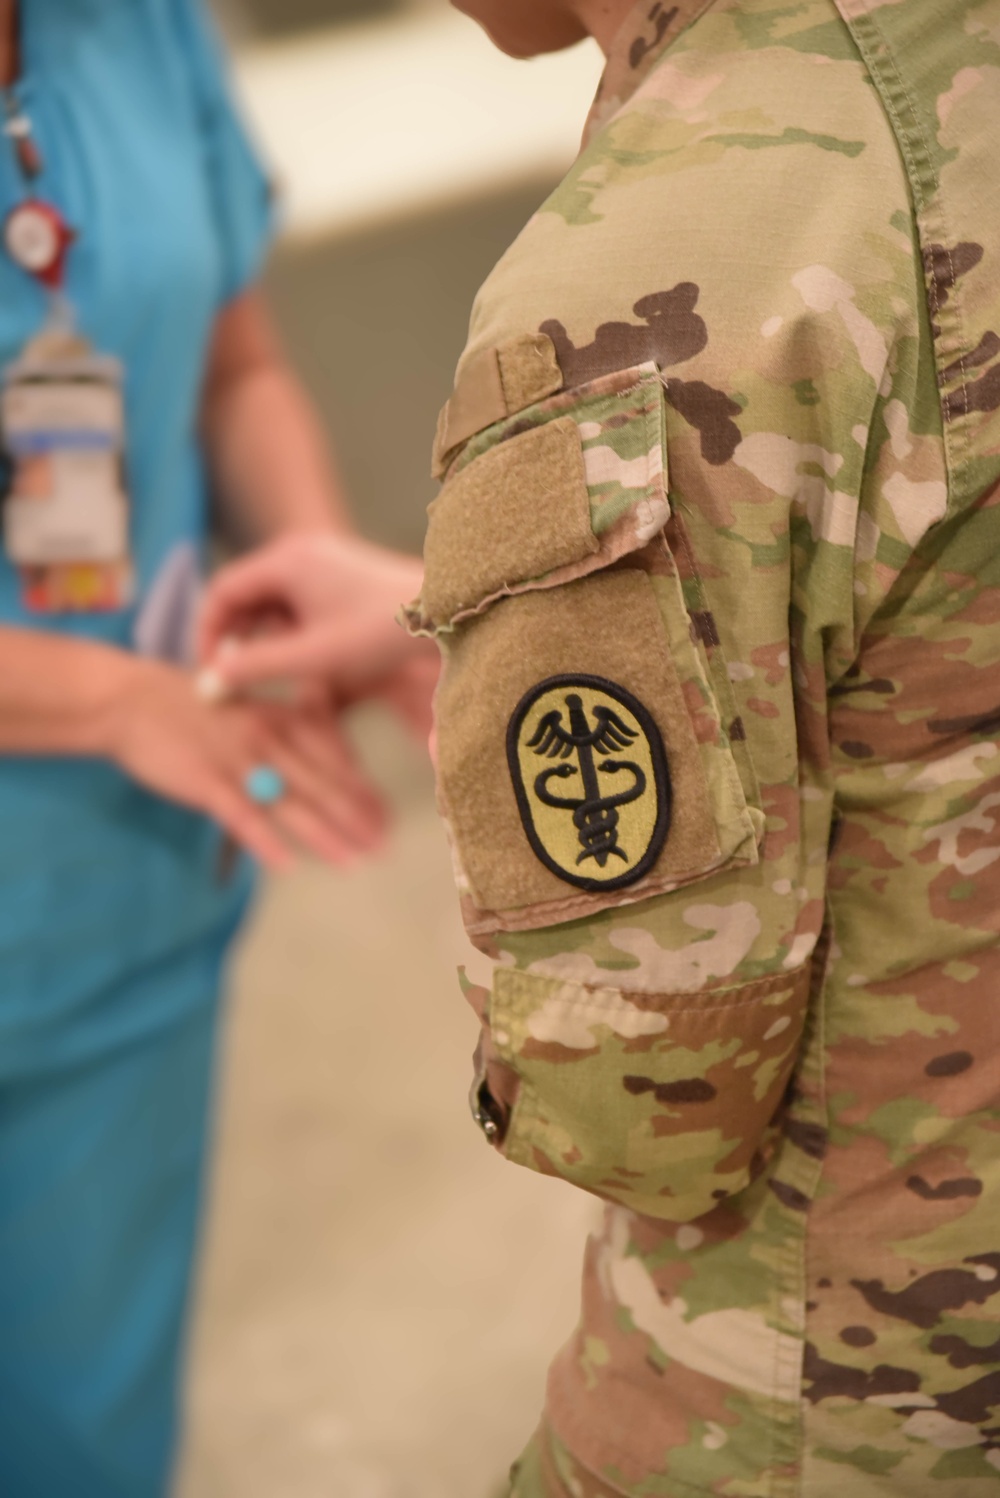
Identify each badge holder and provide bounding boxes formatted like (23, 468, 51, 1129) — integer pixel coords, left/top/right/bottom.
(2, 332, 132, 612)
(1, 105, 134, 614)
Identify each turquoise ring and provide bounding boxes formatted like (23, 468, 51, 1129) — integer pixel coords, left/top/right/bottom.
(245, 765, 286, 806)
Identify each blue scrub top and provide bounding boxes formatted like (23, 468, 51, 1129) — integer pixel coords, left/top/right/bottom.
(0, 0, 272, 1071)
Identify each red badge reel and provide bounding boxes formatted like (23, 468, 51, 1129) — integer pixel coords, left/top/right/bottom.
(3, 198, 74, 290)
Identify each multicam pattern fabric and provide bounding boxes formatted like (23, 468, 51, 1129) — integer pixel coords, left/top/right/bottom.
(421, 0, 1000, 1490)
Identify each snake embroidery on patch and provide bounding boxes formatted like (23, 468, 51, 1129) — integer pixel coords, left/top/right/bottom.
(507, 674, 671, 892)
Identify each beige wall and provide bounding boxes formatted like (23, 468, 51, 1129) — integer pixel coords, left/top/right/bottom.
(263, 180, 554, 554)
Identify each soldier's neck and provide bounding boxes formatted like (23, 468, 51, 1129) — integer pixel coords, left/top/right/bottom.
(573, 0, 638, 54)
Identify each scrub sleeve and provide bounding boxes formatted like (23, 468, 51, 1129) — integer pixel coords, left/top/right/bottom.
(0, 3, 273, 1494)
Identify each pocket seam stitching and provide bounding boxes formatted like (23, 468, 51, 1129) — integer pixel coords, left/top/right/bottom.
(496, 964, 811, 1010)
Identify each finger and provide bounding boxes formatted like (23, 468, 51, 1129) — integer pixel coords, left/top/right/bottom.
(202, 701, 382, 857)
(216, 613, 415, 693)
(380, 657, 439, 743)
(202, 777, 295, 872)
(197, 548, 297, 664)
(279, 712, 388, 830)
(210, 624, 364, 689)
(269, 794, 366, 868)
(263, 729, 387, 853)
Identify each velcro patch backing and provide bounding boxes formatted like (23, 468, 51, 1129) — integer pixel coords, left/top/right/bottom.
(421, 418, 598, 630)
(432, 333, 563, 476)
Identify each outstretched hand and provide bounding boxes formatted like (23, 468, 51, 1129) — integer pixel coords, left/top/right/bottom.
(106, 657, 387, 871)
(197, 532, 438, 741)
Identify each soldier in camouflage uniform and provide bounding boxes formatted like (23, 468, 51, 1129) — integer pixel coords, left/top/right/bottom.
(201, 0, 1000, 1489)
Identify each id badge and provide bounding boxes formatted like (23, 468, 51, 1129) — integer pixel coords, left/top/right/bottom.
(1, 329, 133, 612)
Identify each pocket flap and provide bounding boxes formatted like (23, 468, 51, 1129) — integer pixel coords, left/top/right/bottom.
(406, 364, 670, 635)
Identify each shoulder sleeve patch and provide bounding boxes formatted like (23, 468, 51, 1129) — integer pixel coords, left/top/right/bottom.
(507, 674, 672, 892)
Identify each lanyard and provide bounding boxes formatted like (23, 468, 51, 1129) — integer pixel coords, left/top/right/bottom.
(2, 80, 74, 292)
(0, 68, 132, 617)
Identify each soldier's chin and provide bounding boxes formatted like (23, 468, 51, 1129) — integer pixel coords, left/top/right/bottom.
(450, 0, 586, 58)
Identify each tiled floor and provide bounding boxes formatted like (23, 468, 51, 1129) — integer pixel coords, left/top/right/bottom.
(177, 710, 595, 1498)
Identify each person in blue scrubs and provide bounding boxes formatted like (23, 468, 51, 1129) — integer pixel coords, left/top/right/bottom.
(0, 2, 388, 1493)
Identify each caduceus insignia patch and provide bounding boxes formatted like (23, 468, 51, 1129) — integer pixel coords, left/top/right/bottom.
(507, 674, 672, 892)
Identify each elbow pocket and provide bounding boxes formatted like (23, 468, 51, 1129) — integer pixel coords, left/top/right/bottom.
(407, 359, 762, 938)
(489, 963, 812, 1221)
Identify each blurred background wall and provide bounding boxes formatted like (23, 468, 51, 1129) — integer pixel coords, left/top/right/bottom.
(178, 5, 603, 1497)
(223, 0, 600, 552)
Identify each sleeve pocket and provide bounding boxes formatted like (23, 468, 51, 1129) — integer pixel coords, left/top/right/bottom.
(490, 964, 811, 1221)
(407, 362, 763, 938)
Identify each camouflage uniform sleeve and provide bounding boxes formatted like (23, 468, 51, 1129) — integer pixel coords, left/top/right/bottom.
(408, 19, 944, 1225)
